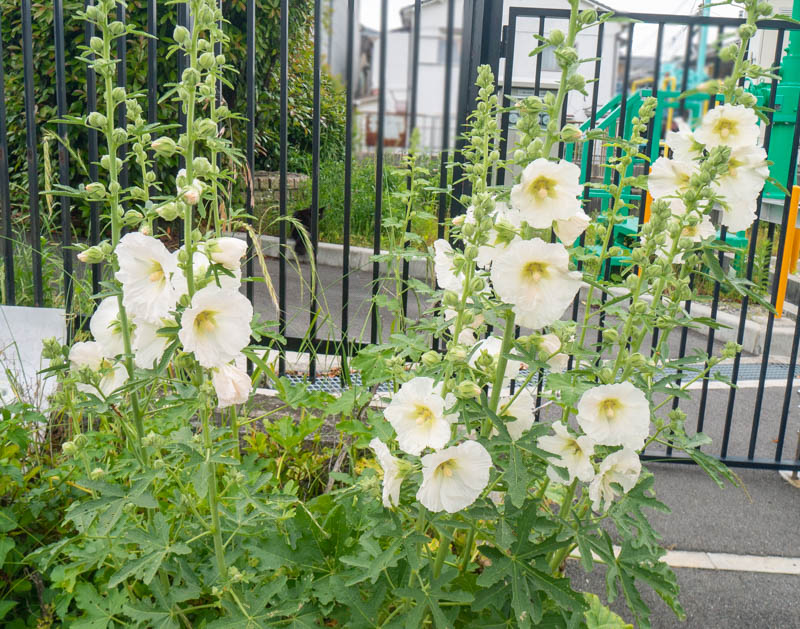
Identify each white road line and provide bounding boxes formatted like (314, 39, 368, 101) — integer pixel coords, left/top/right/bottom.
(571, 547, 800, 575)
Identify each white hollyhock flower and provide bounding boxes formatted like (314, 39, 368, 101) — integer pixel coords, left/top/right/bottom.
(589, 448, 641, 512)
(538, 333, 569, 372)
(178, 285, 253, 368)
(491, 238, 582, 330)
(715, 145, 769, 203)
(510, 158, 582, 228)
(69, 341, 126, 396)
(666, 119, 704, 162)
(719, 195, 758, 232)
(369, 438, 405, 507)
(695, 103, 760, 150)
(384, 377, 458, 456)
(90, 297, 125, 357)
(211, 361, 252, 408)
(115, 233, 179, 324)
(554, 209, 590, 245)
(172, 249, 241, 296)
(648, 157, 698, 199)
(539, 421, 596, 483)
(204, 237, 247, 271)
(499, 388, 535, 441)
(468, 336, 523, 382)
(132, 317, 172, 369)
(433, 239, 465, 292)
(576, 382, 650, 451)
(416, 440, 492, 513)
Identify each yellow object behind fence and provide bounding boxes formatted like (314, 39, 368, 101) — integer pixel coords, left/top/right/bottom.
(776, 185, 800, 319)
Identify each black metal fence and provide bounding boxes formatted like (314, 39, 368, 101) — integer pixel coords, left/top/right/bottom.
(2, 2, 800, 472)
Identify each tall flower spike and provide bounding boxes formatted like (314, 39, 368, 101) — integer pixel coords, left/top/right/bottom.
(384, 376, 458, 456)
(115, 233, 179, 324)
(178, 285, 253, 368)
(416, 440, 492, 513)
(576, 382, 650, 451)
(491, 238, 582, 330)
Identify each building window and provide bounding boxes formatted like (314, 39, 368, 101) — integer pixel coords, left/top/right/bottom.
(437, 36, 461, 65)
(540, 45, 559, 72)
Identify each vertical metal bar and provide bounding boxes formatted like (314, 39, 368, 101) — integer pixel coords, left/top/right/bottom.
(431, 0, 456, 353)
(569, 20, 605, 334)
(499, 12, 518, 185)
(85, 0, 100, 297)
(278, 0, 288, 377)
(245, 0, 255, 311)
(309, 0, 322, 381)
(341, 0, 355, 358)
(400, 0, 422, 319)
(721, 28, 787, 457)
(55, 0, 72, 326)
(678, 24, 694, 119)
(177, 2, 188, 176)
(0, 12, 14, 305)
(116, 2, 128, 194)
(534, 18, 545, 97)
(436, 0, 456, 242)
(747, 85, 800, 460)
(371, 0, 388, 344)
(21, 0, 42, 307)
(147, 0, 157, 125)
(777, 272, 800, 461)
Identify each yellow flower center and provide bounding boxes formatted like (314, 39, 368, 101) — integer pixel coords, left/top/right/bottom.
(714, 118, 737, 140)
(414, 404, 435, 426)
(522, 261, 548, 283)
(601, 398, 621, 420)
(683, 225, 699, 237)
(528, 175, 556, 201)
(148, 261, 165, 283)
(435, 458, 457, 478)
(194, 310, 217, 334)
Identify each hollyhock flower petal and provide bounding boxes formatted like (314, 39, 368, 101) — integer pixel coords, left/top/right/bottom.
(465, 203, 520, 269)
(212, 361, 252, 408)
(510, 158, 582, 228)
(491, 238, 582, 330)
(90, 296, 126, 357)
(115, 233, 179, 323)
(172, 249, 241, 296)
(204, 237, 247, 271)
(539, 421, 596, 483)
(369, 438, 404, 507)
(444, 308, 484, 345)
(648, 157, 698, 200)
(384, 376, 458, 456)
(695, 103, 760, 150)
(714, 145, 769, 203)
(417, 440, 492, 513)
(576, 382, 650, 451)
(589, 448, 641, 512)
(433, 239, 464, 292)
(538, 333, 569, 372)
(554, 209, 590, 245)
(720, 195, 758, 232)
(499, 388, 535, 441)
(132, 317, 172, 369)
(666, 119, 704, 162)
(69, 341, 126, 396)
(178, 285, 253, 368)
(468, 335, 523, 382)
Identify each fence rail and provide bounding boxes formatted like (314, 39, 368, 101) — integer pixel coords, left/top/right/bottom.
(1, 1, 799, 472)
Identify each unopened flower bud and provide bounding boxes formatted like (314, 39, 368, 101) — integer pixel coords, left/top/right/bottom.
(602, 328, 619, 344)
(421, 350, 441, 367)
(580, 9, 597, 23)
(722, 341, 741, 359)
(112, 128, 127, 145)
(196, 118, 218, 137)
(87, 111, 107, 129)
(77, 244, 107, 264)
(192, 156, 214, 176)
(199, 51, 216, 69)
(90, 36, 103, 54)
(111, 86, 126, 102)
(738, 92, 757, 108)
(173, 25, 190, 45)
(85, 181, 107, 199)
(62, 440, 77, 455)
(89, 467, 106, 480)
(738, 23, 757, 40)
(548, 29, 565, 46)
(447, 345, 468, 363)
(457, 380, 482, 399)
(108, 20, 125, 36)
(151, 136, 177, 156)
(156, 201, 180, 221)
(599, 367, 614, 383)
(560, 124, 582, 142)
(555, 46, 579, 68)
(758, 2, 773, 16)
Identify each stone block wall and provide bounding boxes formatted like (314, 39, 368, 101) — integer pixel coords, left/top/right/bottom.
(253, 171, 308, 212)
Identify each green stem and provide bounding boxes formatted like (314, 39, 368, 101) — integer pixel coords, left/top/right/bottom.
(433, 528, 449, 579)
(459, 527, 476, 573)
(482, 311, 516, 437)
(202, 397, 227, 581)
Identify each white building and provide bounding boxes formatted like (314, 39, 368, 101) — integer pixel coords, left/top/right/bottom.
(356, 0, 621, 151)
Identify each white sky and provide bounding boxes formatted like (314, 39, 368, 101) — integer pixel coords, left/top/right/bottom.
(360, 0, 741, 31)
